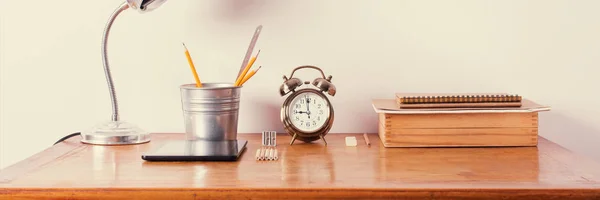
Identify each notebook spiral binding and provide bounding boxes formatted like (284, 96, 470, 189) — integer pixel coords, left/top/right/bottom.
(399, 94, 522, 104)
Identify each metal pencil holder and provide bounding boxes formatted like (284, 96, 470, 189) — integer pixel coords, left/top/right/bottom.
(180, 83, 241, 141)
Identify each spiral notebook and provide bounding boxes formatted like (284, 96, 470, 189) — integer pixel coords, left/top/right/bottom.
(372, 98, 550, 114)
(395, 93, 524, 109)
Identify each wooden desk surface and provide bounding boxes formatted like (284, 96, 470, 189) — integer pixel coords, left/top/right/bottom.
(1, 133, 600, 199)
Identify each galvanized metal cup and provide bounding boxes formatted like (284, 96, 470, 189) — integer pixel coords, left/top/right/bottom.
(180, 83, 241, 141)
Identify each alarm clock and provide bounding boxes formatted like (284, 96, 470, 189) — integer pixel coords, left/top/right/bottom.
(279, 65, 336, 145)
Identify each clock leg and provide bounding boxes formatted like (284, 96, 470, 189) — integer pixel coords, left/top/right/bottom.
(290, 133, 298, 145)
(320, 134, 327, 146)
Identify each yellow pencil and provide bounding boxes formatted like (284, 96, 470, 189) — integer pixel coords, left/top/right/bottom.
(183, 42, 202, 87)
(234, 50, 260, 86)
(239, 66, 261, 86)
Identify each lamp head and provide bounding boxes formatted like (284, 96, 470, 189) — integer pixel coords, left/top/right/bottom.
(127, 0, 168, 13)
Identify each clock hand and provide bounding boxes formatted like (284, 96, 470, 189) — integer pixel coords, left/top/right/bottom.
(305, 96, 311, 117)
(306, 96, 310, 114)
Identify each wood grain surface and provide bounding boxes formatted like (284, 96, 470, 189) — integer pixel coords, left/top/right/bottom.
(379, 127, 538, 147)
(381, 112, 538, 128)
(1, 133, 600, 199)
(379, 112, 539, 147)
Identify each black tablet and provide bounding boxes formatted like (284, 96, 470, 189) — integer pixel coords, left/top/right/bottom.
(141, 139, 247, 162)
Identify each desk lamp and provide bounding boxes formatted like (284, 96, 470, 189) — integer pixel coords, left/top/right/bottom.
(81, 0, 168, 145)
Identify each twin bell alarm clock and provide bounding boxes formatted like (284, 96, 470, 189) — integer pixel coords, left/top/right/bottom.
(279, 65, 336, 145)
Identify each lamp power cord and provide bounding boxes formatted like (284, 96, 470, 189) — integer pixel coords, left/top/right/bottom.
(53, 132, 81, 145)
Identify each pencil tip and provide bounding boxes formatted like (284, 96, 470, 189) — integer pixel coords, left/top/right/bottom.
(182, 42, 187, 49)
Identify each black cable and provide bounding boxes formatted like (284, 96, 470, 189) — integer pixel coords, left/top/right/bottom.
(53, 132, 81, 145)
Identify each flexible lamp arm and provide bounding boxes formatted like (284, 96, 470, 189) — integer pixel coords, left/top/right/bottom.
(81, 0, 166, 145)
(102, 2, 129, 122)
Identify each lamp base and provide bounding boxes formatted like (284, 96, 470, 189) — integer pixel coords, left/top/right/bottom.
(81, 120, 150, 145)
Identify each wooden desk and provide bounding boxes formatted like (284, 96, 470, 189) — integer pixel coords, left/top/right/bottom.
(1, 133, 600, 199)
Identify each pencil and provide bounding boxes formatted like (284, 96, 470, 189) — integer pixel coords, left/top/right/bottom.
(182, 42, 202, 87)
(363, 133, 371, 145)
(239, 66, 261, 86)
(255, 149, 261, 160)
(234, 50, 260, 86)
(237, 25, 263, 79)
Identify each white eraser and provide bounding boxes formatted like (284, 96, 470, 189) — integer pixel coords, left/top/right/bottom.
(345, 136, 357, 146)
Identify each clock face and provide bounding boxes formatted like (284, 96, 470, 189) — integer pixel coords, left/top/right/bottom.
(287, 91, 331, 133)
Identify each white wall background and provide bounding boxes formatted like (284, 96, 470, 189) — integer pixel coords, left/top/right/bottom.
(1, 0, 599, 169)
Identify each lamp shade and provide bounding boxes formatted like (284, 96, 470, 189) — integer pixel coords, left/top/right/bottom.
(127, 0, 168, 13)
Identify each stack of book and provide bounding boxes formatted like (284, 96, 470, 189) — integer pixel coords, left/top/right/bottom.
(371, 93, 551, 147)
